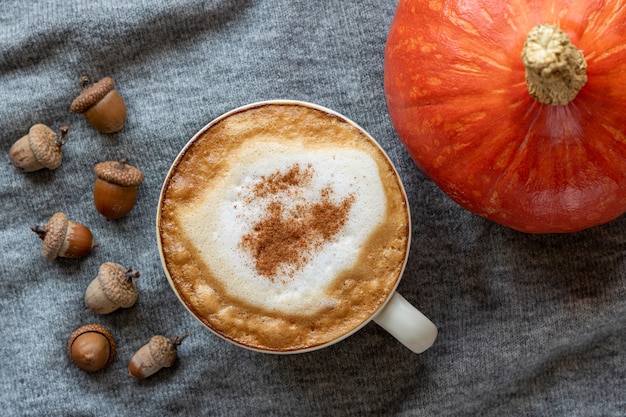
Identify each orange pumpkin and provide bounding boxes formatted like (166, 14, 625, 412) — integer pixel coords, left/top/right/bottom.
(384, 0, 626, 233)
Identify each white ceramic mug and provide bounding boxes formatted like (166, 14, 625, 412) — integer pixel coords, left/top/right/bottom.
(156, 100, 437, 354)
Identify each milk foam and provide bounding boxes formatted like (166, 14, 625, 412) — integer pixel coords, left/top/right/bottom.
(179, 139, 387, 316)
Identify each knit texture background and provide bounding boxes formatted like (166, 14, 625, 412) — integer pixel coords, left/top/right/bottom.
(1, 1, 624, 416)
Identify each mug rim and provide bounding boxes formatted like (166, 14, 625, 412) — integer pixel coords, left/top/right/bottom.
(156, 99, 412, 354)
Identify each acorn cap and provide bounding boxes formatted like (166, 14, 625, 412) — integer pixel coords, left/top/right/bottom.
(67, 323, 116, 368)
(94, 160, 144, 187)
(148, 335, 181, 368)
(28, 124, 64, 169)
(40, 212, 68, 260)
(70, 77, 115, 114)
(97, 262, 139, 308)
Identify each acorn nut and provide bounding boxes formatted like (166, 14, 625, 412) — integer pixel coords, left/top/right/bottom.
(93, 159, 144, 220)
(85, 262, 140, 314)
(67, 324, 116, 372)
(9, 124, 69, 172)
(70, 76, 126, 133)
(30, 212, 96, 260)
(128, 333, 189, 379)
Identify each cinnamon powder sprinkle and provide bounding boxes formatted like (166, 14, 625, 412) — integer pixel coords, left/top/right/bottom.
(250, 163, 314, 200)
(239, 163, 355, 282)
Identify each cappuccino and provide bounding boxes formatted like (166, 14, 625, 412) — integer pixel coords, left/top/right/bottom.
(158, 102, 410, 352)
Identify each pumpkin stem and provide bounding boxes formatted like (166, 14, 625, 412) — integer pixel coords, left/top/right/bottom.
(522, 24, 587, 105)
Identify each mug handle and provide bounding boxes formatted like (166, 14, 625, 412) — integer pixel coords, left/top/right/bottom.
(373, 292, 438, 354)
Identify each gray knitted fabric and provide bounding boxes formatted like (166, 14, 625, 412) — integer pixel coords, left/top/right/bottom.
(1, 1, 624, 416)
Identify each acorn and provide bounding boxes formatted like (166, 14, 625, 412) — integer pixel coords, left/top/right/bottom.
(30, 212, 96, 260)
(128, 333, 189, 379)
(93, 159, 144, 220)
(67, 324, 116, 372)
(9, 124, 68, 172)
(70, 76, 126, 133)
(85, 262, 140, 314)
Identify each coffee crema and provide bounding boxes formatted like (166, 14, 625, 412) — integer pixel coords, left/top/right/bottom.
(158, 102, 410, 352)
